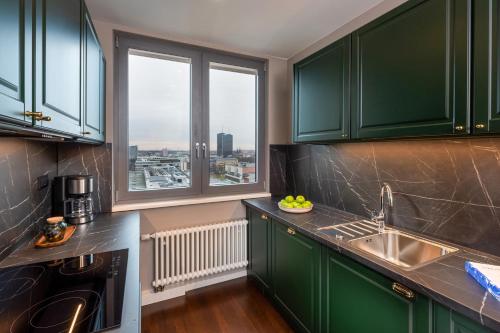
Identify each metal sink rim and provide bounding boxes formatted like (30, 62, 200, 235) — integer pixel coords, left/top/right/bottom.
(348, 229, 459, 270)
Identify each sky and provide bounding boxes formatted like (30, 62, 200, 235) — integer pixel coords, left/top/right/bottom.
(128, 52, 256, 151)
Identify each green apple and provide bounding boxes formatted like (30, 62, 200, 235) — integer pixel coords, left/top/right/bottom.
(303, 201, 312, 208)
(292, 202, 301, 208)
(283, 202, 293, 208)
(279, 199, 287, 206)
(296, 195, 305, 203)
(285, 195, 294, 203)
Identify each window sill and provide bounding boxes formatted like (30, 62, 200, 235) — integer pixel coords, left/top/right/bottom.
(112, 192, 271, 212)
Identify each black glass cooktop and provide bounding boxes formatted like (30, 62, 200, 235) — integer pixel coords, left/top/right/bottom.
(0, 249, 128, 333)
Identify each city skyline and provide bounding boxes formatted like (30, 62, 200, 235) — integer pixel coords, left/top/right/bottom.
(128, 134, 256, 191)
(129, 131, 255, 157)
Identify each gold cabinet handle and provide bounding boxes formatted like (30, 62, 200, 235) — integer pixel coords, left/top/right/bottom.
(26, 111, 51, 122)
(260, 214, 268, 221)
(392, 282, 415, 301)
(81, 131, 92, 135)
(475, 123, 486, 129)
(24, 111, 43, 117)
(35, 115, 51, 121)
(287, 227, 296, 235)
(455, 125, 464, 131)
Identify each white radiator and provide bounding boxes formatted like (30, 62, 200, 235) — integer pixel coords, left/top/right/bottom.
(141, 219, 248, 292)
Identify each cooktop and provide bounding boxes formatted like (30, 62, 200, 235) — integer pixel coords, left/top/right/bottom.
(0, 249, 128, 333)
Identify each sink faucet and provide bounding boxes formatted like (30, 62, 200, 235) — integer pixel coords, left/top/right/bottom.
(372, 183, 393, 232)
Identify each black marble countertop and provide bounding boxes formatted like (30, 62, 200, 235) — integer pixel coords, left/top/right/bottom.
(0, 211, 141, 333)
(243, 197, 500, 332)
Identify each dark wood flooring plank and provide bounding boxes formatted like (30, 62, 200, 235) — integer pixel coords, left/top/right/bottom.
(141, 277, 293, 333)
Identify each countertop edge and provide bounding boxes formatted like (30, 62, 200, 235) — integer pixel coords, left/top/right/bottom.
(0, 211, 141, 333)
(243, 199, 500, 332)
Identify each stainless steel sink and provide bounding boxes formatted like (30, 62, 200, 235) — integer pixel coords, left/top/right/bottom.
(349, 230, 458, 269)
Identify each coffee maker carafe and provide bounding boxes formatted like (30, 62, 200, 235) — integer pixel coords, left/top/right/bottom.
(53, 175, 95, 224)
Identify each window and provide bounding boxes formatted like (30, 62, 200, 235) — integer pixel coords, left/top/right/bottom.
(128, 50, 192, 192)
(209, 63, 257, 187)
(115, 32, 265, 203)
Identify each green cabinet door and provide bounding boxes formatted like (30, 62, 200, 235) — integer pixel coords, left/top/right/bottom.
(472, 0, 500, 134)
(0, 0, 32, 124)
(434, 303, 493, 333)
(293, 36, 350, 142)
(34, 0, 82, 135)
(83, 7, 105, 142)
(322, 249, 431, 333)
(272, 223, 320, 332)
(249, 209, 272, 290)
(351, 0, 470, 139)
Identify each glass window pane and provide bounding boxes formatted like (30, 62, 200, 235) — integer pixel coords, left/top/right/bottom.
(128, 50, 192, 191)
(209, 63, 257, 186)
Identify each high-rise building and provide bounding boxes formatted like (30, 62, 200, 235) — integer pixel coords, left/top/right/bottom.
(129, 145, 138, 160)
(128, 145, 139, 170)
(217, 133, 233, 157)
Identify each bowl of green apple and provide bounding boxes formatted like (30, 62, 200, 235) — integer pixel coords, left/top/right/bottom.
(278, 195, 314, 213)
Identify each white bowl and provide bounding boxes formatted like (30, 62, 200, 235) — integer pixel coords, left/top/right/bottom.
(278, 202, 313, 214)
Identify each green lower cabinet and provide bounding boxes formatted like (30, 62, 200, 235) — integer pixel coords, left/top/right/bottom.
(433, 303, 493, 333)
(272, 222, 320, 333)
(321, 249, 431, 333)
(248, 209, 272, 290)
(246, 208, 491, 333)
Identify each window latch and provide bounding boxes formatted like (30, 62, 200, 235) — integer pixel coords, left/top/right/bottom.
(202, 143, 207, 158)
(195, 142, 200, 159)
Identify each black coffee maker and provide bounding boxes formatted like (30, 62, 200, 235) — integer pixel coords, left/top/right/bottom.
(53, 175, 95, 224)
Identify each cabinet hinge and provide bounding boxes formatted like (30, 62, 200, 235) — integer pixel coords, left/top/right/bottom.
(115, 36, 119, 48)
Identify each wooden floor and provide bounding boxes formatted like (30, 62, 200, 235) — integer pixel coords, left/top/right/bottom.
(141, 277, 294, 333)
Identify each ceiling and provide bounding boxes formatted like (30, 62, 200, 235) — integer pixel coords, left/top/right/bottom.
(86, 0, 384, 59)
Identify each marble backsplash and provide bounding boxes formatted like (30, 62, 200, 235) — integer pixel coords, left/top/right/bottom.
(270, 138, 500, 256)
(58, 143, 113, 213)
(0, 139, 57, 259)
(0, 139, 112, 261)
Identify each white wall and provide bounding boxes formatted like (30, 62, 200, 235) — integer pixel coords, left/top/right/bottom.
(91, 19, 289, 292)
(93, 19, 289, 197)
(92, 20, 290, 145)
(90, 0, 407, 294)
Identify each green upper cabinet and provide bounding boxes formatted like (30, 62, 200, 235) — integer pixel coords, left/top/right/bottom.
(83, 6, 105, 142)
(322, 249, 431, 333)
(472, 0, 500, 134)
(0, 0, 32, 124)
(0, 0, 105, 142)
(351, 0, 471, 139)
(293, 36, 350, 142)
(34, 0, 83, 135)
(248, 209, 272, 290)
(433, 303, 493, 333)
(272, 222, 320, 333)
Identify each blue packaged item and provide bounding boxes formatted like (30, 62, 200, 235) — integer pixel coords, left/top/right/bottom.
(465, 261, 500, 301)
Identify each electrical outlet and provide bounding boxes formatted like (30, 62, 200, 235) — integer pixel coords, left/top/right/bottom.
(38, 175, 49, 190)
